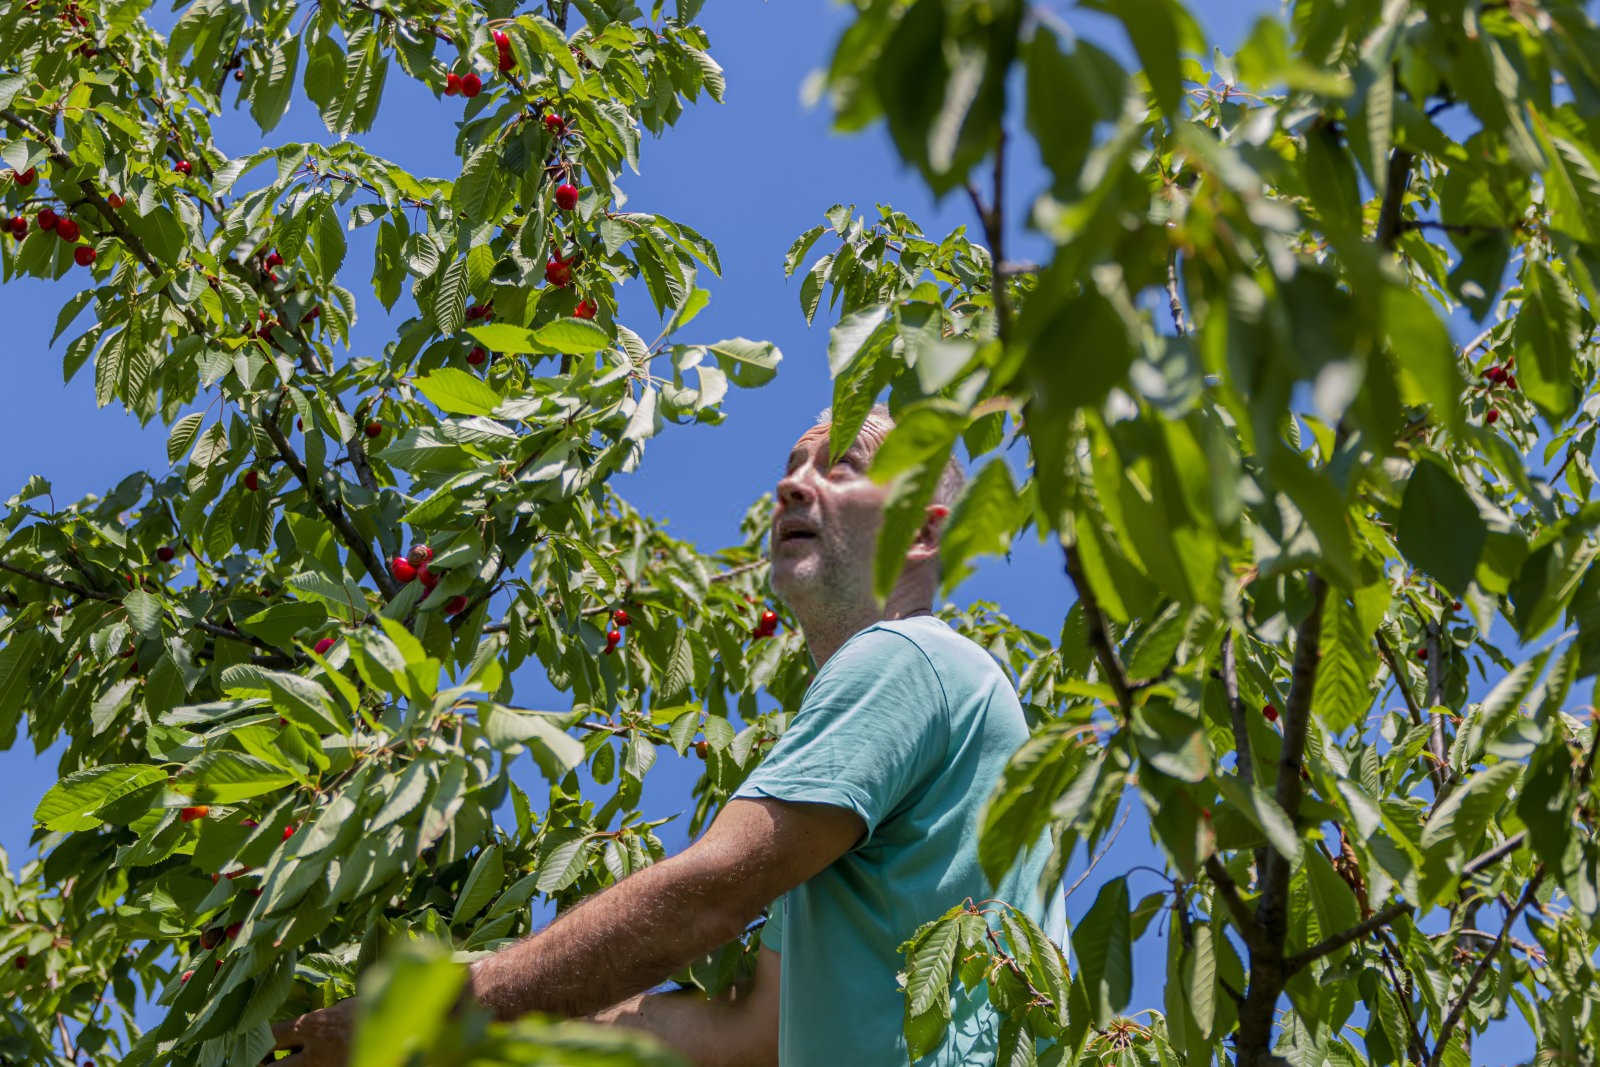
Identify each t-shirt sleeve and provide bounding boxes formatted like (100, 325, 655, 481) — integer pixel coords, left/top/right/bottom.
(731, 626, 949, 843)
(759, 893, 785, 953)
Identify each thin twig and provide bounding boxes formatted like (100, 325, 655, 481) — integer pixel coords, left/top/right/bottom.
(1165, 251, 1188, 335)
(1428, 870, 1543, 1066)
(1066, 804, 1131, 899)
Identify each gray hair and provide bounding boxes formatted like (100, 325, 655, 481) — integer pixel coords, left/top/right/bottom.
(814, 403, 967, 508)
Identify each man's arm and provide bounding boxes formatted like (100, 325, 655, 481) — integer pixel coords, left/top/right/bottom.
(585, 946, 781, 1067)
(465, 796, 860, 1021)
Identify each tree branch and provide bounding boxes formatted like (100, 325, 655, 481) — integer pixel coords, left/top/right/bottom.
(965, 126, 1011, 344)
(1461, 832, 1525, 878)
(1428, 870, 1543, 1066)
(1375, 148, 1415, 250)
(1061, 542, 1134, 716)
(1222, 631, 1253, 788)
(260, 414, 399, 599)
(1203, 855, 1266, 954)
(1285, 900, 1413, 974)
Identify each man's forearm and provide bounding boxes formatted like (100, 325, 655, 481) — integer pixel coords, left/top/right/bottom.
(588, 987, 757, 1067)
(467, 848, 750, 1021)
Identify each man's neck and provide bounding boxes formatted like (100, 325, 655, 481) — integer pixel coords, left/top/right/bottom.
(794, 591, 934, 670)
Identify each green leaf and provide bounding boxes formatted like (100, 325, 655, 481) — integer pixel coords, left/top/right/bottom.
(349, 941, 466, 1067)
(827, 303, 891, 377)
(35, 764, 166, 831)
(1182, 921, 1217, 1039)
(1514, 259, 1581, 422)
(902, 916, 960, 1060)
(1397, 459, 1486, 597)
(452, 843, 505, 925)
(1074, 876, 1132, 1025)
(370, 761, 432, 834)
(250, 35, 301, 132)
(706, 337, 781, 388)
(434, 255, 469, 336)
(1309, 594, 1378, 734)
(167, 413, 205, 464)
(123, 588, 163, 639)
(1083, 0, 1182, 122)
(939, 458, 1023, 593)
(481, 705, 586, 781)
(414, 368, 505, 417)
(533, 318, 611, 353)
(177, 751, 297, 804)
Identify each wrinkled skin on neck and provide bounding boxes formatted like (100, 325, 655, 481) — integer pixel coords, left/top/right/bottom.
(769, 420, 947, 669)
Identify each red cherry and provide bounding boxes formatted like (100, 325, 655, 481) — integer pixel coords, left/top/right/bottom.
(8, 216, 25, 238)
(234, 68, 244, 81)
(467, 346, 487, 366)
(545, 258, 572, 287)
(391, 556, 417, 583)
(443, 594, 469, 615)
(156, 545, 176, 562)
(543, 113, 565, 134)
(364, 419, 382, 439)
(211, 873, 219, 883)
(296, 417, 304, 430)
(242, 470, 260, 492)
(241, 818, 259, 828)
(313, 637, 335, 655)
(760, 610, 778, 630)
(497, 47, 515, 73)
(606, 627, 622, 645)
(107, 193, 124, 209)
(55, 217, 80, 242)
(281, 824, 296, 841)
(1506, 375, 1517, 391)
(74, 244, 96, 266)
(264, 251, 283, 267)
(14, 955, 27, 970)
(302, 304, 321, 323)
(1486, 408, 1500, 424)
(224, 922, 241, 940)
(574, 298, 597, 319)
(1263, 704, 1278, 722)
(408, 545, 434, 566)
(13, 167, 36, 186)
(461, 72, 482, 97)
(492, 30, 509, 46)
(612, 609, 630, 627)
(693, 740, 708, 758)
(1484, 366, 1506, 383)
(1452, 600, 1463, 610)
(419, 565, 440, 590)
(1416, 647, 1428, 660)
(179, 805, 209, 823)
(180, 970, 194, 983)
(554, 183, 579, 211)
(175, 160, 191, 175)
(445, 72, 461, 96)
(36, 208, 57, 230)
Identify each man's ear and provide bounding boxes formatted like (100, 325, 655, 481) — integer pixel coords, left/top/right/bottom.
(907, 504, 949, 561)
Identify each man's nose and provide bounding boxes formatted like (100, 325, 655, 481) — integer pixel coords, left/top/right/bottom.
(776, 468, 814, 508)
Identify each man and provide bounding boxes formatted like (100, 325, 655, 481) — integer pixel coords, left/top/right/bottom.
(272, 405, 1065, 1065)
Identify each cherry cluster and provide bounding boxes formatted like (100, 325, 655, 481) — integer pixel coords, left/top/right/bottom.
(390, 543, 470, 615)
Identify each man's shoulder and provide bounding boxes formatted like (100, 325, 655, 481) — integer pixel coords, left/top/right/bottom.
(845, 617, 1011, 692)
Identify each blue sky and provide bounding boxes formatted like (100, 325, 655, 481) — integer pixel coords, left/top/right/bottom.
(0, 1, 1542, 1060)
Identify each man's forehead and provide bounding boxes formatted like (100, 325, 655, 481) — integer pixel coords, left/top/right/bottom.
(788, 420, 885, 458)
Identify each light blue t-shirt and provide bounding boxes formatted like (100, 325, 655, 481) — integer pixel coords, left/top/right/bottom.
(732, 616, 1066, 1065)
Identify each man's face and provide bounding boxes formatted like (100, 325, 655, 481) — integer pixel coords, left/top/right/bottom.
(769, 421, 891, 606)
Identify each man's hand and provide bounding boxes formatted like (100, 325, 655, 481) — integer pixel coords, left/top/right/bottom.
(267, 997, 358, 1066)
